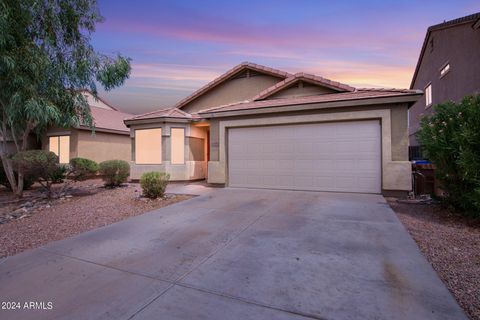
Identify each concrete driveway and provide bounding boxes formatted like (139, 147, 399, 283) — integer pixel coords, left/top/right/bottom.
(0, 187, 466, 320)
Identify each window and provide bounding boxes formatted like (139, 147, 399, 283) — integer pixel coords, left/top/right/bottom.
(440, 63, 450, 77)
(49, 136, 70, 164)
(135, 128, 162, 164)
(425, 84, 432, 108)
(171, 128, 185, 164)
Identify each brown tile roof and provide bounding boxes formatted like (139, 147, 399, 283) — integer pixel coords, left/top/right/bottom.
(410, 12, 480, 88)
(174, 62, 291, 109)
(125, 107, 194, 122)
(79, 106, 132, 133)
(198, 88, 422, 115)
(252, 72, 355, 101)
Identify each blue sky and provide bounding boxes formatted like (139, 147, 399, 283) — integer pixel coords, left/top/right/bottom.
(91, 0, 480, 114)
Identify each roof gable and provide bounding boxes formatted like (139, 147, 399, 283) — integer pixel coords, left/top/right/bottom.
(80, 90, 118, 111)
(252, 73, 355, 101)
(410, 12, 480, 88)
(125, 107, 195, 123)
(175, 62, 291, 109)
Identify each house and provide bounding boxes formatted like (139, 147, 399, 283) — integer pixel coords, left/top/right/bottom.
(43, 91, 133, 164)
(409, 12, 480, 150)
(125, 62, 422, 195)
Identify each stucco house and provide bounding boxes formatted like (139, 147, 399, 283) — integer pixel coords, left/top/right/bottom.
(409, 12, 480, 151)
(125, 62, 421, 195)
(44, 91, 132, 164)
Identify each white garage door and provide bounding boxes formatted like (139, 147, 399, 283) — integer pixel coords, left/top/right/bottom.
(228, 120, 381, 193)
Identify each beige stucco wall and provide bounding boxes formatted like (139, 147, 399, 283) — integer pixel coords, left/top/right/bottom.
(181, 73, 283, 114)
(268, 82, 337, 99)
(76, 130, 130, 163)
(43, 128, 131, 163)
(129, 122, 208, 180)
(206, 103, 411, 192)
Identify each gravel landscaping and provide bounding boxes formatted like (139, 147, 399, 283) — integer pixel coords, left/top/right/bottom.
(388, 199, 480, 320)
(0, 179, 193, 258)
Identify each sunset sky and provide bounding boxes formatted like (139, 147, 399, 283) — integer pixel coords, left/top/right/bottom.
(92, 0, 480, 114)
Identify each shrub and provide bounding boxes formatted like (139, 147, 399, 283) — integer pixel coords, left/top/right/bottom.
(11, 150, 60, 196)
(417, 95, 480, 216)
(99, 160, 130, 187)
(70, 157, 98, 181)
(0, 164, 35, 191)
(49, 164, 68, 184)
(140, 172, 170, 199)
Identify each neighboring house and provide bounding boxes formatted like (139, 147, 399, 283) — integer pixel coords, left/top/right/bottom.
(125, 62, 421, 195)
(409, 12, 480, 150)
(43, 91, 133, 164)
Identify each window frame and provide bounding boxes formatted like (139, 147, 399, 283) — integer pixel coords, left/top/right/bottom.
(170, 127, 185, 165)
(48, 135, 70, 164)
(439, 62, 450, 78)
(424, 83, 433, 108)
(134, 128, 163, 165)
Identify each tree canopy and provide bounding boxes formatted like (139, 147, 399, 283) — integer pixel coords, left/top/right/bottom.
(0, 0, 131, 196)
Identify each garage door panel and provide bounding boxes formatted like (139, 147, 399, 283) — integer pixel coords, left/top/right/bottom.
(228, 121, 381, 193)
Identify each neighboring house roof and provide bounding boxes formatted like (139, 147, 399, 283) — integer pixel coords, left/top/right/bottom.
(174, 62, 292, 109)
(79, 89, 119, 111)
(410, 12, 480, 88)
(252, 72, 355, 101)
(125, 107, 195, 123)
(78, 106, 132, 134)
(198, 88, 422, 115)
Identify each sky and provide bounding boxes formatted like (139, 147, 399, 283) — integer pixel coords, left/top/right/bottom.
(91, 0, 480, 114)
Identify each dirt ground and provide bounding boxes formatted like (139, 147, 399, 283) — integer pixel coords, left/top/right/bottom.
(0, 179, 193, 258)
(388, 199, 480, 320)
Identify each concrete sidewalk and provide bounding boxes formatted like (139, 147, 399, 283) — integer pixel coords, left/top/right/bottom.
(0, 188, 467, 320)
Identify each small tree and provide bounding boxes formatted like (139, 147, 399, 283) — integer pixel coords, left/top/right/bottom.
(0, 0, 131, 197)
(0, 163, 34, 191)
(140, 172, 170, 199)
(99, 160, 130, 187)
(12, 150, 61, 197)
(417, 95, 480, 216)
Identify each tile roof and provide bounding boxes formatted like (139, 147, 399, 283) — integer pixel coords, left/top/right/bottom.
(198, 88, 422, 115)
(410, 12, 480, 88)
(125, 107, 194, 122)
(174, 62, 292, 109)
(79, 106, 132, 133)
(252, 72, 355, 101)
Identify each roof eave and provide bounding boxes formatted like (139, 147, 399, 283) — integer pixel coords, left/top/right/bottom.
(124, 116, 197, 127)
(199, 93, 422, 118)
(76, 126, 130, 135)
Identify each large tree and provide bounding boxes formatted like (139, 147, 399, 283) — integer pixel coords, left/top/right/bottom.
(0, 0, 131, 197)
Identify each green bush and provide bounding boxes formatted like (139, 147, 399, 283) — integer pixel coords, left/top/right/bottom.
(11, 150, 61, 196)
(12, 150, 59, 179)
(70, 157, 98, 181)
(49, 164, 67, 184)
(140, 172, 170, 199)
(99, 160, 130, 187)
(0, 164, 35, 191)
(417, 95, 480, 216)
